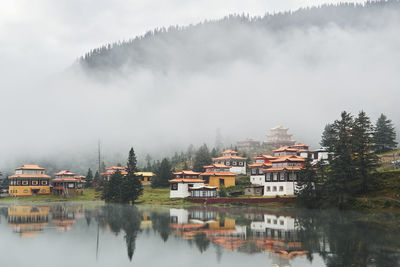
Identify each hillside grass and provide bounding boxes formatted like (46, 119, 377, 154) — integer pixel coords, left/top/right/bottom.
(0, 189, 102, 203)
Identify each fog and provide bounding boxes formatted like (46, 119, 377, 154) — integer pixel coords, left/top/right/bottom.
(0, 0, 399, 173)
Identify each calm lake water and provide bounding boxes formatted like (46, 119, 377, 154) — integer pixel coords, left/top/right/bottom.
(0, 203, 399, 267)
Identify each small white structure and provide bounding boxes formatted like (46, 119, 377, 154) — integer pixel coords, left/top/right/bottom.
(311, 147, 331, 164)
(169, 208, 190, 224)
(169, 178, 205, 198)
(212, 150, 247, 174)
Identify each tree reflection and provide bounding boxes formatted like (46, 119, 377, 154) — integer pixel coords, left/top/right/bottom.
(194, 233, 210, 253)
(151, 212, 172, 242)
(99, 205, 142, 261)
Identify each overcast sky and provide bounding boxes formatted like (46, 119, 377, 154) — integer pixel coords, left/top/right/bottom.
(0, 0, 365, 81)
(2, 0, 397, 171)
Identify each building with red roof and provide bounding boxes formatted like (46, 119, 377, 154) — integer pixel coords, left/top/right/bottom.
(212, 150, 247, 174)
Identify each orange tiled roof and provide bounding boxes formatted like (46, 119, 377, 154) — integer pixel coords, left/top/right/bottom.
(291, 143, 309, 148)
(52, 178, 78, 182)
(106, 166, 126, 170)
(270, 155, 305, 163)
(173, 170, 201, 175)
(213, 155, 247, 160)
(263, 167, 302, 172)
(74, 175, 86, 179)
(15, 164, 45, 170)
(273, 146, 299, 153)
(203, 163, 230, 169)
(169, 178, 205, 183)
(9, 174, 51, 179)
(200, 172, 236, 176)
(248, 163, 272, 168)
(221, 149, 238, 154)
(54, 170, 76, 176)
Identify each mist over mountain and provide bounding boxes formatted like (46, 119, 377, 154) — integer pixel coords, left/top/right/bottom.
(1, 1, 399, 173)
(79, 1, 400, 75)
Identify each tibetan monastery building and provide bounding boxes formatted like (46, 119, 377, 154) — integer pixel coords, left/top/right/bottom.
(212, 150, 247, 174)
(135, 172, 154, 185)
(52, 170, 84, 196)
(200, 163, 236, 189)
(9, 164, 51, 196)
(263, 125, 296, 149)
(101, 166, 127, 181)
(169, 171, 204, 198)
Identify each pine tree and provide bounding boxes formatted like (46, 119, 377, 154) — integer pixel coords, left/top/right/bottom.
(296, 158, 318, 208)
(373, 114, 397, 153)
(321, 111, 355, 207)
(85, 168, 93, 188)
(122, 148, 143, 204)
(193, 144, 212, 172)
(103, 170, 123, 203)
(152, 158, 172, 188)
(353, 111, 379, 194)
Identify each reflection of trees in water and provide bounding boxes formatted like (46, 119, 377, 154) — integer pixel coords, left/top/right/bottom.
(296, 210, 400, 267)
(151, 212, 171, 242)
(194, 233, 210, 253)
(98, 205, 142, 261)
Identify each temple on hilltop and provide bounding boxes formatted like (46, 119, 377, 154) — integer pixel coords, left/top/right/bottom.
(263, 125, 296, 149)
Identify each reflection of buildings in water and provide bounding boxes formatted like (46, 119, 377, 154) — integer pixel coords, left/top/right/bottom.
(250, 214, 307, 264)
(169, 208, 247, 250)
(51, 206, 77, 232)
(7, 205, 50, 238)
(140, 213, 152, 229)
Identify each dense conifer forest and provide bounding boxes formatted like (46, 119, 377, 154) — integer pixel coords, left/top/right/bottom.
(79, 1, 400, 74)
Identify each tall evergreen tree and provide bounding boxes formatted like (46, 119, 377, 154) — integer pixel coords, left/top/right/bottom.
(193, 144, 212, 172)
(353, 111, 379, 193)
(373, 114, 397, 153)
(103, 170, 123, 203)
(152, 158, 172, 188)
(296, 158, 318, 208)
(321, 111, 355, 207)
(122, 148, 143, 204)
(85, 168, 93, 188)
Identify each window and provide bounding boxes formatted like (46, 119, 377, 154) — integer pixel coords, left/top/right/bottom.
(22, 181, 28, 186)
(41, 180, 48, 185)
(23, 190, 28, 193)
(232, 161, 237, 166)
(171, 183, 178, 190)
(266, 186, 271, 192)
(273, 186, 277, 192)
(279, 186, 284, 191)
(41, 189, 46, 193)
(238, 161, 244, 166)
(265, 175, 271, 182)
(267, 219, 271, 223)
(280, 220, 284, 225)
(273, 219, 277, 224)
(188, 184, 194, 188)
(68, 183, 75, 188)
(280, 173, 285, 181)
(225, 161, 230, 166)
(251, 169, 256, 175)
(274, 173, 279, 181)
(258, 169, 263, 175)
(32, 181, 38, 185)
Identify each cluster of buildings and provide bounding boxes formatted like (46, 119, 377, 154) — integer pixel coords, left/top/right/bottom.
(7, 163, 155, 197)
(8, 164, 86, 197)
(169, 149, 246, 198)
(170, 126, 330, 199)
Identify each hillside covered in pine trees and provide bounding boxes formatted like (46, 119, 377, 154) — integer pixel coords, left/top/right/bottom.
(78, 1, 400, 75)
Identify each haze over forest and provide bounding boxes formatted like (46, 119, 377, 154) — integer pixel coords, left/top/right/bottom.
(1, 0, 399, 174)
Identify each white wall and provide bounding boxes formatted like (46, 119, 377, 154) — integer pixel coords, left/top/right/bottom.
(250, 175, 264, 185)
(169, 182, 204, 198)
(230, 166, 246, 174)
(263, 182, 296, 196)
(169, 208, 189, 224)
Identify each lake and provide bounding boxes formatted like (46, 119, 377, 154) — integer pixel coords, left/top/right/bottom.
(0, 203, 399, 267)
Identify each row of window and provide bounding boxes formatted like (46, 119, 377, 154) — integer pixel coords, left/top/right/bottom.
(175, 175, 197, 178)
(266, 218, 285, 225)
(265, 172, 298, 182)
(10, 180, 48, 186)
(266, 186, 284, 192)
(251, 168, 263, 175)
(216, 161, 244, 166)
(10, 189, 47, 193)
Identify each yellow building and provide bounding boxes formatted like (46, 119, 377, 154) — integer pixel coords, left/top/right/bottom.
(200, 172, 236, 189)
(135, 172, 154, 185)
(9, 164, 51, 196)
